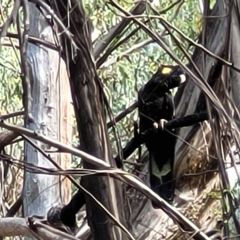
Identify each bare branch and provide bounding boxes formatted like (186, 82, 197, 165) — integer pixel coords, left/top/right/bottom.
(0, 0, 20, 42)
(94, 1, 148, 59)
(107, 101, 137, 128)
(0, 217, 78, 239)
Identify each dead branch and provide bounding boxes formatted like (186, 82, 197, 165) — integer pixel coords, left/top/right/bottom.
(0, 217, 78, 240)
(0, 129, 19, 150)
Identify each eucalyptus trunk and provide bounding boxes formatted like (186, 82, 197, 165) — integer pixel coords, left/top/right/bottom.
(23, 2, 71, 237)
(52, 1, 130, 239)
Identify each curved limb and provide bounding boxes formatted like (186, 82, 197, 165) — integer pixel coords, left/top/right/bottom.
(115, 121, 144, 168)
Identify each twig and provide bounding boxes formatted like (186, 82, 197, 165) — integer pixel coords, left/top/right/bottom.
(5, 194, 22, 217)
(96, 0, 182, 68)
(0, 110, 24, 120)
(107, 101, 137, 128)
(0, 29, 60, 51)
(29, 0, 77, 50)
(94, 1, 148, 58)
(0, 0, 20, 45)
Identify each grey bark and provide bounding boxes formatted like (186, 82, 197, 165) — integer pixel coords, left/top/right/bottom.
(227, 0, 240, 236)
(230, 1, 240, 117)
(23, 3, 71, 236)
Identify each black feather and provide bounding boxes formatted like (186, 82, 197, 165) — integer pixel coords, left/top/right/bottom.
(138, 65, 185, 205)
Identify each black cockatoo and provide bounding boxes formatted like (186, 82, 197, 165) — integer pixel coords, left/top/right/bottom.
(138, 65, 186, 204)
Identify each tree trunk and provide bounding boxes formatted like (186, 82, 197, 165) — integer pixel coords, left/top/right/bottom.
(23, 2, 71, 235)
(59, 60, 73, 204)
(225, 0, 240, 236)
(53, 1, 130, 239)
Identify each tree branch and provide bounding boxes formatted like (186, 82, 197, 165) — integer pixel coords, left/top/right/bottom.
(0, 217, 78, 240)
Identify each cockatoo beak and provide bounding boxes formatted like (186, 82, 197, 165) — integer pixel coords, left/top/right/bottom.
(179, 73, 186, 84)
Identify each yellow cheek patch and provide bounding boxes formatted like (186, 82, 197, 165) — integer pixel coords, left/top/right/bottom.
(159, 66, 172, 74)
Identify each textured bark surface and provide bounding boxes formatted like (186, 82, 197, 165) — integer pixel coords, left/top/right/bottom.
(227, 0, 240, 236)
(59, 60, 73, 204)
(23, 2, 71, 229)
(53, 1, 130, 239)
(230, 1, 240, 114)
